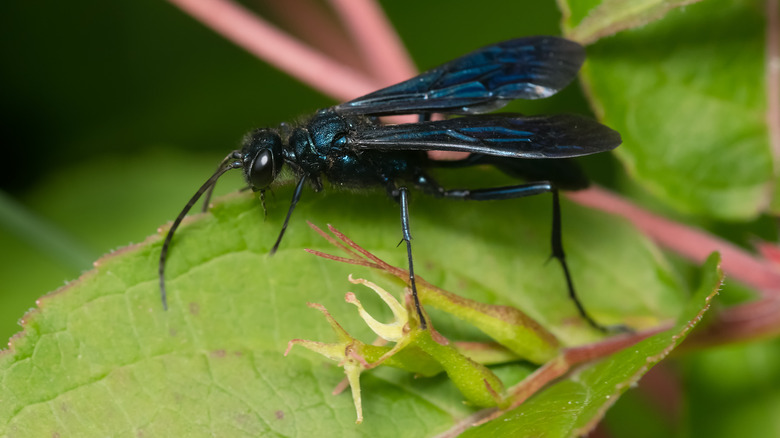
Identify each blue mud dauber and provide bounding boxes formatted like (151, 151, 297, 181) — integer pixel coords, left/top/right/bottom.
(158, 36, 621, 331)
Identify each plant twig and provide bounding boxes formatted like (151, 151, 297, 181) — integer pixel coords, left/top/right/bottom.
(167, 0, 380, 100)
(566, 187, 780, 296)
(327, 0, 417, 85)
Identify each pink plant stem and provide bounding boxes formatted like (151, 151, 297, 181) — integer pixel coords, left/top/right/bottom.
(567, 187, 780, 296)
(328, 0, 417, 85)
(507, 325, 667, 408)
(167, 0, 381, 101)
(688, 295, 780, 346)
(261, 0, 365, 71)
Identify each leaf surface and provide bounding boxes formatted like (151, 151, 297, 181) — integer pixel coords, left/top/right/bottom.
(1, 179, 691, 436)
(562, 0, 773, 219)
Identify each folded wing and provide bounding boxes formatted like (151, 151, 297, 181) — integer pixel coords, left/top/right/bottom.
(350, 113, 621, 159)
(335, 36, 585, 116)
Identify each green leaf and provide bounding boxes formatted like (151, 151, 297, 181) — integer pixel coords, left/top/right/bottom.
(559, 0, 706, 44)
(562, 0, 773, 219)
(1, 176, 686, 436)
(460, 253, 723, 438)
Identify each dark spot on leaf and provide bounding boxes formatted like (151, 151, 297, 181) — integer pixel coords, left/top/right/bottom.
(52, 433, 60, 438)
(211, 349, 226, 358)
(189, 302, 200, 315)
(275, 410, 284, 420)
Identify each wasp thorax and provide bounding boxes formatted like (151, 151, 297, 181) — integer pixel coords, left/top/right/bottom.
(241, 128, 284, 190)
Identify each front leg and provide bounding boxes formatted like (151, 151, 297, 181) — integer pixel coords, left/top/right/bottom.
(270, 174, 308, 255)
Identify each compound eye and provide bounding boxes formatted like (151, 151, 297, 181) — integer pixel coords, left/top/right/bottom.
(249, 149, 276, 189)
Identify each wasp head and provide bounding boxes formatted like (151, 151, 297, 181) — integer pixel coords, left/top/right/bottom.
(241, 128, 284, 191)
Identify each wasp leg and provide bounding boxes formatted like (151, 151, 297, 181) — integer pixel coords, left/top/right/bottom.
(396, 187, 427, 329)
(419, 178, 607, 332)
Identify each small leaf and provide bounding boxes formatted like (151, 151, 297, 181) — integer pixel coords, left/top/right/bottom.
(563, 0, 773, 219)
(460, 253, 723, 437)
(560, 0, 705, 44)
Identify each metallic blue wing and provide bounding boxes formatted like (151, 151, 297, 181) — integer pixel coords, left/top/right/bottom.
(334, 36, 585, 116)
(349, 114, 621, 159)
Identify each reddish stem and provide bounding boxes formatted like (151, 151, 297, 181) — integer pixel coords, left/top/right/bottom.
(686, 295, 780, 347)
(261, 0, 365, 72)
(167, 0, 380, 100)
(327, 0, 417, 85)
(567, 187, 780, 296)
(506, 325, 668, 408)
